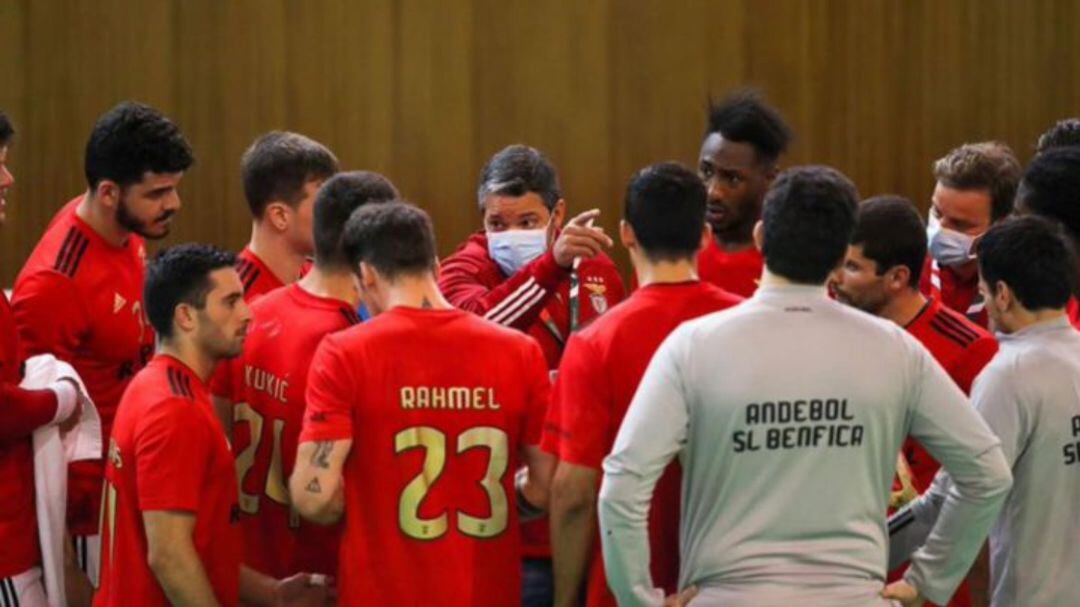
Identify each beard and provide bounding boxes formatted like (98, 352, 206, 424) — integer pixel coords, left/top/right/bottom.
(116, 194, 175, 240)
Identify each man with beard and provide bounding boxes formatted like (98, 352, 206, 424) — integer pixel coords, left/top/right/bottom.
(833, 196, 997, 607)
(696, 91, 792, 297)
(12, 101, 193, 603)
(94, 244, 326, 607)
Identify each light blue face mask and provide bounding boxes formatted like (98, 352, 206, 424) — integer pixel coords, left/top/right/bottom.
(487, 228, 548, 276)
(926, 214, 979, 267)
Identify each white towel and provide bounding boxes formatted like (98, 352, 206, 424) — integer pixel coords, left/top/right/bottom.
(22, 354, 101, 607)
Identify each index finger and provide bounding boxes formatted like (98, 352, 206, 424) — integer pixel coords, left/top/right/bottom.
(567, 208, 601, 227)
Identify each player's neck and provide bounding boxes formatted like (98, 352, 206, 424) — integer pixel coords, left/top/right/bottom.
(634, 258, 698, 287)
(385, 276, 453, 311)
(158, 340, 215, 383)
(76, 191, 130, 247)
(299, 266, 359, 307)
(1000, 307, 1067, 334)
(882, 289, 928, 328)
(248, 223, 305, 286)
(714, 228, 756, 253)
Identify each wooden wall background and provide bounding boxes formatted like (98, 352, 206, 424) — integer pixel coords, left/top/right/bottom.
(2, 0, 1078, 284)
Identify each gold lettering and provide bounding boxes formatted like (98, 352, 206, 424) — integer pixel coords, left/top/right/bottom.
(432, 387, 446, 409)
(488, 388, 500, 410)
(401, 387, 415, 409)
(473, 387, 485, 410)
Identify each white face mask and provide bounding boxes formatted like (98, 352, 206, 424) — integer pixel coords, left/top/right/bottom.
(487, 228, 547, 276)
(927, 214, 979, 267)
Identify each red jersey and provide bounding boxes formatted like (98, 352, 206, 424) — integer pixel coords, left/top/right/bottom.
(696, 239, 763, 298)
(300, 307, 550, 606)
(892, 297, 996, 607)
(215, 284, 357, 578)
(542, 281, 742, 607)
(0, 292, 59, 576)
(919, 256, 988, 328)
(95, 355, 241, 607)
(12, 196, 155, 535)
(235, 247, 286, 302)
(439, 231, 625, 370)
(1068, 297, 1080, 331)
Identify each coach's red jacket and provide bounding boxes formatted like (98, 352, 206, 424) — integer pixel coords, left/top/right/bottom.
(439, 231, 625, 370)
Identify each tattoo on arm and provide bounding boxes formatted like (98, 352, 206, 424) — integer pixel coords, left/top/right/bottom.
(311, 441, 333, 469)
(306, 477, 322, 493)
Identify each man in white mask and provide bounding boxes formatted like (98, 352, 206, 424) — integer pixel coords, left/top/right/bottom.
(439, 144, 625, 607)
(920, 141, 1021, 328)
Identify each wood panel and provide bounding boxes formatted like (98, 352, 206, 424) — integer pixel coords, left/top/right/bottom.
(2, 0, 1078, 285)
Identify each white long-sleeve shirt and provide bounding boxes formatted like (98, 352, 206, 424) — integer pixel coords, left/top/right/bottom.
(892, 315, 1080, 607)
(599, 283, 1012, 607)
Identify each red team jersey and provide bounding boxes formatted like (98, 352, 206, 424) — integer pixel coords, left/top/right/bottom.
(300, 307, 551, 606)
(696, 239, 763, 298)
(212, 284, 358, 578)
(0, 292, 59, 577)
(542, 281, 742, 607)
(95, 355, 241, 607)
(919, 256, 988, 328)
(236, 247, 286, 301)
(12, 196, 155, 535)
(893, 297, 997, 607)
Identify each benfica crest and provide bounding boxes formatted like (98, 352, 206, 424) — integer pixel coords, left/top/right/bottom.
(584, 280, 608, 315)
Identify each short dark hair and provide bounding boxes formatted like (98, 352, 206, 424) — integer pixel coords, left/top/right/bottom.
(343, 202, 437, 280)
(623, 162, 707, 262)
(1018, 146, 1080, 243)
(313, 171, 399, 269)
(932, 141, 1021, 221)
(85, 101, 194, 189)
(706, 90, 792, 165)
(851, 195, 927, 287)
(0, 111, 13, 147)
(977, 216, 1074, 311)
(761, 166, 858, 284)
(477, 144, 561, 211)
(1036, 118, 1080, 153)
(241, 131, 339, 218)
(145, 244, 236, 340)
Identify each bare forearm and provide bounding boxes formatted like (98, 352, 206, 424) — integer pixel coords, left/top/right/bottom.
(149, 545, 221, 607)
(551, 495, 596, 607)
(239, 566, 278, 607)
(291, 439, 349, 524)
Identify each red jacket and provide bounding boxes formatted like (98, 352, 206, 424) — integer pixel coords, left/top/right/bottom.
(439, 231, 626, 369)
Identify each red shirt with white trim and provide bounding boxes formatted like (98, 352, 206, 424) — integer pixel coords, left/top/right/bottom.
(696, 239, 763, 298)
(95, 355, 241, 607)
(542, 281, 742, 607)
(12, 195, 155, 535)
(0, 291, 59, 577)
(214, 284, 357, 578)
(299, 307, 549, 606)
(919, 256, 988, 328)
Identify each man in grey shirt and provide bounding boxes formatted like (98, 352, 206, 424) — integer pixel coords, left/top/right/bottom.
(890, 216, 1080, 607)
(599, 166, 1013, 607)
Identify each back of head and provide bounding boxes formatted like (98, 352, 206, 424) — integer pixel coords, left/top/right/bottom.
(761, 166, 858, 284)
(343, 202, 437, 280)
(85, 101, 194, 189)
(241, 131, 339, 218)
(977, 216, 1074, 311)
(1036, 118, 1080, 153)
(624, 162, 707, 262)
(1018, 146, 1080, 244)
(851, 195, 927, 287)
(145, 243, 236, 340)
(706, 90, 792, 165)
(313, 171, 399, 269)
(476, 144, 561, 211)
(932, 141, 1021, 221)
(0, 111, 13, 147)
